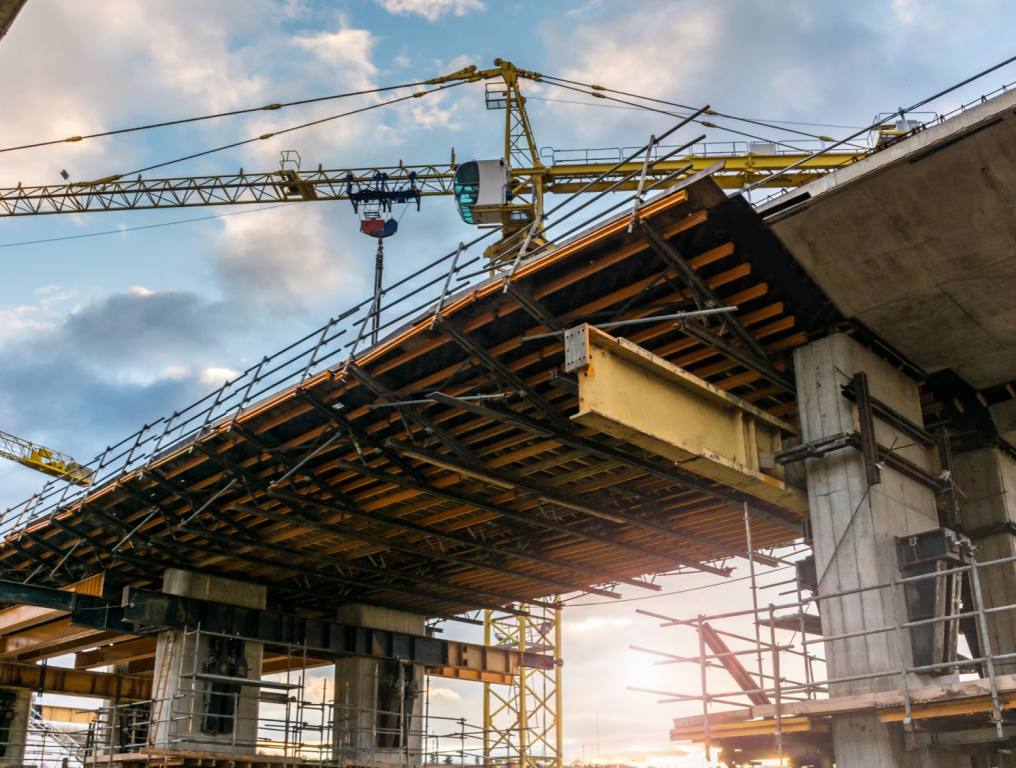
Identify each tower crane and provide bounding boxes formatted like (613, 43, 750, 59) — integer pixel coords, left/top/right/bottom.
(0, 59, 870, 482)
(0, 60, 862, 233)
(0, 59, 865, 336)
(0, 430, 93, 486)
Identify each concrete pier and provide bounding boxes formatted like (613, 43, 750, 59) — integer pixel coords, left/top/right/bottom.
(795, 333, 969, 767)
(0, 688, 30, 765)
(149, 570, 266, 753)
(333, 605, 426, 767)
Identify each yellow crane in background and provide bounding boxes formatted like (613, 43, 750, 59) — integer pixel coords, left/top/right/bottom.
(0, 60, 867, 259)
(0, 429, 92, 485)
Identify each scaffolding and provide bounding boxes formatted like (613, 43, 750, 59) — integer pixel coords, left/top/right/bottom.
(483, 604, 562, 768)
(634, 541, 1016, 767)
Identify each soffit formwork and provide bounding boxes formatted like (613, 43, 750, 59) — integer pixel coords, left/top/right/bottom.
(0, 176, 830, 619)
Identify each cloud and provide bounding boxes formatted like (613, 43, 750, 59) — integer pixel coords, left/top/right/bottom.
(0, 0, 284, 186)
(0, 286, 76, 345)
(376, 0, 485, 22)
(428, 686, 462, 702)
(292, 27, 378, 90)
(210, 204, 369, 312)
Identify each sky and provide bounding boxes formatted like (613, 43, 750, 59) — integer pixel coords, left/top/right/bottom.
(2, 0, 1016, 765)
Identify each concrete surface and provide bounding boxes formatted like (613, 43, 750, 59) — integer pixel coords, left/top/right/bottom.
(150, 570, 267, 753)
(334, 605, 427, 768)
(953, 448, 1016, 674)
(0, 688, 29, 765)
(0, 0, 25, 43)
(766, 87, 1016, 390)
(795, 333, 969, 767)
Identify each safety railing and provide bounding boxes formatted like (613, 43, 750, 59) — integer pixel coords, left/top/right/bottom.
(538, 138, 858, 167)
(635, 549, 1016, 762)
(0, 115, 711, 551)
(752, 77, 1016, 208)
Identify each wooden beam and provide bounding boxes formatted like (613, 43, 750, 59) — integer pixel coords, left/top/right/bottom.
(76, 637, 157, 669)
(752, 672, 1016, 719)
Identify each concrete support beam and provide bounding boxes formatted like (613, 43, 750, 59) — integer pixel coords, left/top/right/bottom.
(149, 570, 266, 753)
(953, 447, 1016, 674)
(795, 333, 968, 768)
(566, 324, 806, 515)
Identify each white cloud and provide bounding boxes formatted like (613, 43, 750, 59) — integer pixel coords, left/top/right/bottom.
(428, 686, 462, 702)
(200, 366, 242, 385)
(0, 286, 76, 345)
(292, 28, 378, 90)
(376, 0, 485, 22)
(211, 204, 368, 312)
(0, 0, 281, 186)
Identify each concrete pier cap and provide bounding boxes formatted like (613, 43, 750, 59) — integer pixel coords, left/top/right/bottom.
(333, 604, 428, 768)
(149, 569, 267, 753)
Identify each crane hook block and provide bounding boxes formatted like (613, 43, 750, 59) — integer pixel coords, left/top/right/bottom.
(361, 218, 399, 239)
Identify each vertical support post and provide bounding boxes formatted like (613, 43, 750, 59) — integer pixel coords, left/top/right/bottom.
(697, 615, 710, 762)
(768, 604, 783, 763)
(853, 372, 882, 487)
(743, 503, 765, 689)
(891, 576, 913, 730)
(969, 558, 1004, 737)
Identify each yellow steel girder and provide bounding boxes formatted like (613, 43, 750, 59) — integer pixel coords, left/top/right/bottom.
(565, 324, 807, 516)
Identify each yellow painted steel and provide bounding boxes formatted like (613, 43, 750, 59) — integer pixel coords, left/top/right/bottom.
(0, 429, 93, 485)
(0, 59, 863, 228)
(568, 325, 807, 515)
(484, 603, 562, 768)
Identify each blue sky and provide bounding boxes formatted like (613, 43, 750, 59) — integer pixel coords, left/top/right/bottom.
(2, 0, 1016, 764)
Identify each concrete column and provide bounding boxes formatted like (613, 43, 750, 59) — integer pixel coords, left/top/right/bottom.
(333, 605, 426, 768)
(953, 447, 1016, 674)
(149, 569, 266, 754)
(0, 688, 30, 765)
(795, 333, 968, 768)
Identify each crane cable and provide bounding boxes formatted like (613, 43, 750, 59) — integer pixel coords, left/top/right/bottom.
(83, 79, 471, 183)
(539, 78, 842, 155)
(540, 73, 869, 150)
(0, 78, 438, 155)
(527, 95, 866, 130)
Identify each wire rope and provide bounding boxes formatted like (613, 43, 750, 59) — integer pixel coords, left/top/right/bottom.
(87, 79, 471, 182)
(0, 79, 437, 155)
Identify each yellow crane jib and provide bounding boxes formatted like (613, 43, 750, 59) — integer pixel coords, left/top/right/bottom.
(0, 430, 94, 486)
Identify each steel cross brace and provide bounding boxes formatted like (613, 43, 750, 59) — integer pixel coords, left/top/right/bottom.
(434, 314, 572, 433)
(346, 363, 477, 462)
(296, 390, 638, 567)
(225, 502, 538, 614)
(392, 429, 747, 571)
(637, 220, 779, 368)
(209, 417, 623, 599)
(677, 319, 794, 393)
(326, 449, 719, 578)
(428, 391, 802, 533)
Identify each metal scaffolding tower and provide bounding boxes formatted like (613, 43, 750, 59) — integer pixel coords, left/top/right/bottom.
(483, 603, 562, 768)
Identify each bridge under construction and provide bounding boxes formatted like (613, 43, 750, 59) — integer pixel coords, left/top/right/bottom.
(1, 5, 1016, 767)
